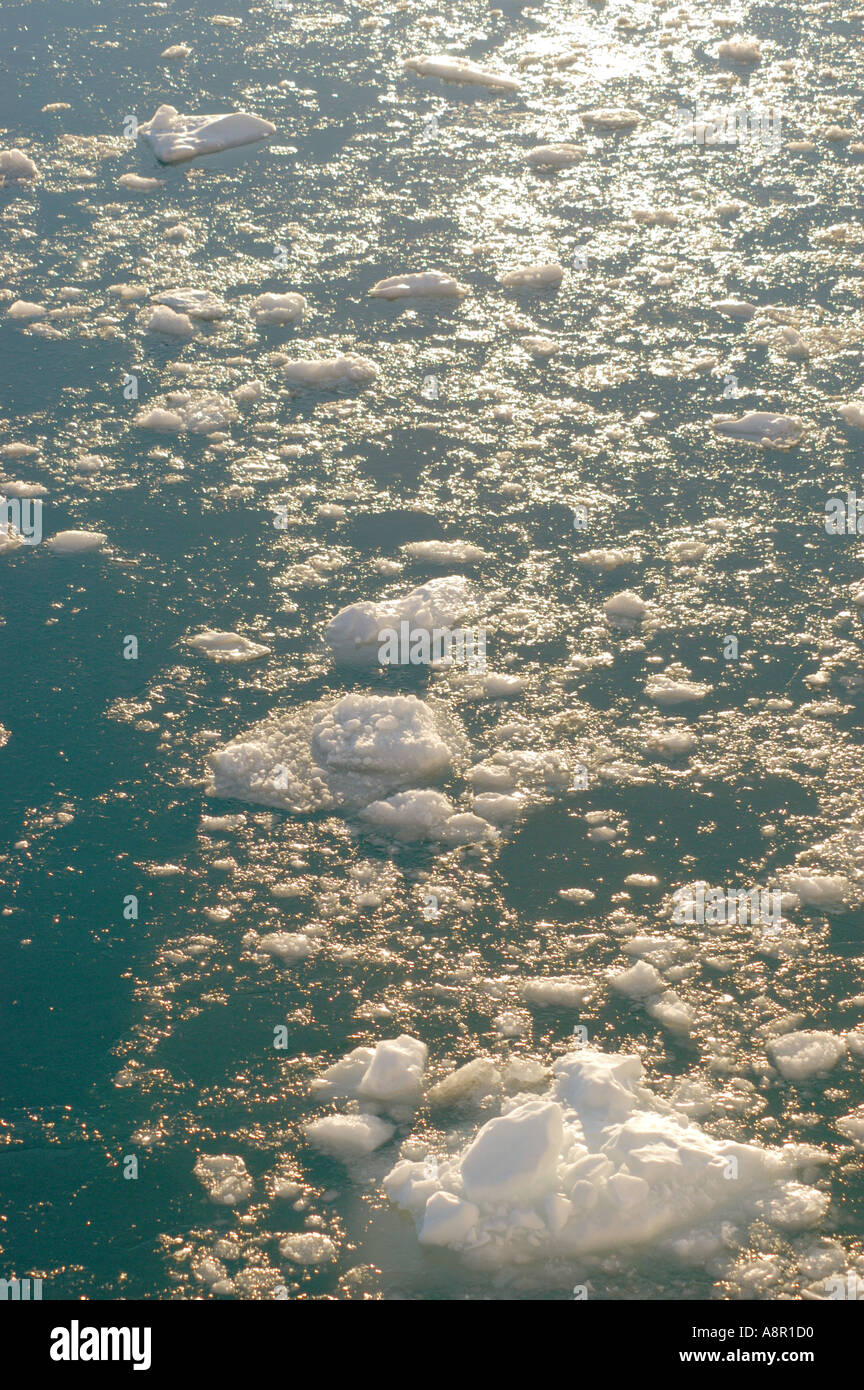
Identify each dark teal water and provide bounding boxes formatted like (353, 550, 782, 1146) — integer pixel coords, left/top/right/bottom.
(2, 0, 864, 1300)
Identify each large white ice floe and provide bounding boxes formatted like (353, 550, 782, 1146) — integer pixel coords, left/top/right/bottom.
(404, 55, 520, 91)
(207, 693, 466, 814)
(137, 104, 275, 163)
(384, 1049, 830, 1266)
(368, 271, 468, 300)
(711, 412, 805, 447)
(324, 575, 475, 663)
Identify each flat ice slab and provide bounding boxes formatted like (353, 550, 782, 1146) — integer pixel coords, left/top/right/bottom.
(138, 104, 275, 163)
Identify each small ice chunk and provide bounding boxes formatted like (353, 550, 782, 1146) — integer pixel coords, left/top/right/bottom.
(580, 108, 641, 130)
(711, 412, 805, 447)
(153, 287, 228, 320)
(117, 173, 164, 191)
(282, 354, 378, 387)
(7, 301, 46, 321)
(188, 630, 270, 663)
(404, 55, 520, 91)
(713, 298, 757, 320)
(608, 959, 663, 999)
(401, 540, 487, 566)
(138, 104, 275, 163)
(526, 144, 585, 168)
(501, 263, 564, 290)
(522, 977, 592, 1008)
(46, 530, 106, 554)
(718, 38, 762, 64)
(194, 1154, 253, 1206)
(768, 1030, 846, 1081)
(257, 932, 313, 963)
(146, 304, 196, 336)
(839, 403, 864, 429)
(278, 1233, 337, 1265)
(253, 292, 307, 325)
(645, 673, 711, 705)
(0, 148, 39, 180)
(305, 1113, 395, 1157)
(782, 874, 849, 911)
(604, 590, 648, 623)
(368, 270, 468, 300)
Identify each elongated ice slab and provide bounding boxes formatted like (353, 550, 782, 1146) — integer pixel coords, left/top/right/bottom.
(404, 55, 520, 91)
(188, 630, 271, 663)
(368, 270, 468, 300)
(138, 104, 275, 163)
(281, 354, 378, 387)
(712, 412, 805, 447)
(526, 144, 585, 168)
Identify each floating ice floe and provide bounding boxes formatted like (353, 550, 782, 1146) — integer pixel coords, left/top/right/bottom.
(368, 270, 468, 300)
(46, 530, 107, 554)
(500, 263, 564, 290)
(325, 575, 475, 663)
(312, 1036, 428, 1107)
(404, 55, 520, 91)
(117, 173, 164, 191)
(780, 873, 850, 911)
(305, 1113, 395, 1157)
(645, 671, 712, 705)
(578, 547, 641, 573)
(604, 590, 648, 624)
(160, 43, 192, 61)
(521, 335, 559, 358)
(0, 148, 39, 180)
(839, 403, 864, 428)
(711, 412, 805, 448)
(525, 144, 586, 168)
(718, 37, 762, 64)
(400, 539, 488, 566)
(712, 298, 757, 320)
(134, 392, 238, 434)
(208, 693, 466, 815)
(360, 789, 498, 846)
(281, 354, 378, 387)
(579, 108, 641, 130)
(153, 287, 229, 320)
(253, 291, 307, 325)
(7, 301, 46, 321)
(187, 630, 271, 663)
(384, 1048, 829, 1265)
(767, 1031, 848, 1082)
(193, 1154, 253, 1206)
(137, 104, 275, 163)
(279, 1233, 337, 1265)
(145, 304, 197, 336)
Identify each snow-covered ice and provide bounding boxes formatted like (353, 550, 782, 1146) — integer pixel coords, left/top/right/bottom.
(138, 104, 275, 163)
